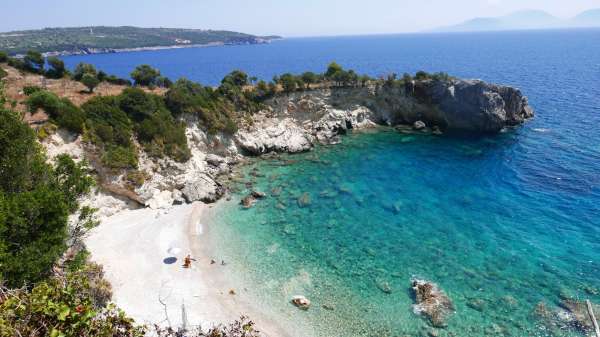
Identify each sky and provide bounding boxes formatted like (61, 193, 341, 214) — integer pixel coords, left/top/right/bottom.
(1, 0, 599, 36)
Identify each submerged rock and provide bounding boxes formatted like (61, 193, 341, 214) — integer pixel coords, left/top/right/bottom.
(251, 190, 266, 198)
(297, 192, 312, 207)
(291, 295, 311, 310)
(240, 195, 256, 208)
(411, 279, 454, 328)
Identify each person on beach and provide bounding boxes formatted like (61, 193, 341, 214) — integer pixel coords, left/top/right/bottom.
(183, 254, 196, 268)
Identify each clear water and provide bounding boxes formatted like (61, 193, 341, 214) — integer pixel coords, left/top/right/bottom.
(66, 30, 600, 336)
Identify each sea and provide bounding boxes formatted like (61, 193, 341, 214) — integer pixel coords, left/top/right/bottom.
(63, 29, 600, 337)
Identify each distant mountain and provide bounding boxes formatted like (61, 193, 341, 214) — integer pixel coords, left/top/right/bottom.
(571, 9, 600, 27)
(0, 26, 282, 55)
(436, 9, 600, 32)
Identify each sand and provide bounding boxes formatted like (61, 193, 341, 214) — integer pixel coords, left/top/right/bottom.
(85, 202, 291, 336)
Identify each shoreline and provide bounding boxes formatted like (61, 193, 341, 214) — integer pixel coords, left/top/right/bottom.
(37, 40, 277, 58)
(85, 201, 293, 336)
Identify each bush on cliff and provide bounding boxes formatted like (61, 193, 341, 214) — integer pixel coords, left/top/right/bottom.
(26, 90, 87, 133)
(165, 78, 239, 135)
(0, 51, 8, 63)
(119, 88, 190, 161)
(82, 96, 139, 169)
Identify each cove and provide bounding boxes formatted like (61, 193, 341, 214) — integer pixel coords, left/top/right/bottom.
(207, 128, 600, 337)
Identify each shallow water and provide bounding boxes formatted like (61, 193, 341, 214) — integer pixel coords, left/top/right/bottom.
(67, 29, 600, 336)
(209, 127, 599, 336)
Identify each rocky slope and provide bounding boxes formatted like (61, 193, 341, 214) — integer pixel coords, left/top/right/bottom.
(38, 77, 533, 213)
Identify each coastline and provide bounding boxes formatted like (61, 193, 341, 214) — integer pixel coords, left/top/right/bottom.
(85, 201, 294, 336)
(39, 39, 278, 58)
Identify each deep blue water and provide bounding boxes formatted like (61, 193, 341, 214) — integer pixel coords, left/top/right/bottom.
(66, 30, 600, 336)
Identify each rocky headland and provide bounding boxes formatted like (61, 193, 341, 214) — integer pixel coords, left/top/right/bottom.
(37, 76, 533, 215)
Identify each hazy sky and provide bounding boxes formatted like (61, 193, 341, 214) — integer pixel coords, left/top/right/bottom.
(1, 0, 599, 36)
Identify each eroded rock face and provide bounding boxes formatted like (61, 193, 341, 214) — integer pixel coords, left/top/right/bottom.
(411, 279, 455, 328)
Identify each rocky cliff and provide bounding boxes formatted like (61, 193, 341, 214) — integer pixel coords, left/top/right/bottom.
(40, 77, 533, 213)
(236, 78, 533, 155)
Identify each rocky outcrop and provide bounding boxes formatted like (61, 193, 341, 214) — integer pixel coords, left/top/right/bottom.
(181, 174, 224, 203)
(411, 279, 454, 328)
(235, 117, 313, 155)
(413, 79, 534, 133)
(535, 299, 600, 335)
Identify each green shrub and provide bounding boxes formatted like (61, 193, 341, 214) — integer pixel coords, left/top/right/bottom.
(82, 96, 139, 169)
(0, 51, 8, 63)
(0, 267, 144, 337)
(26, 90, 86, 133)
(101, 145, 138, 169)
(0, 67, 7, 79)
(23, 85, 42, 95)
(137, 108, 190, 162)
(118, 87, 159, 122)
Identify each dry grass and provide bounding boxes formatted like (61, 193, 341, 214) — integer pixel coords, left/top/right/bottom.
(1, 64, 167, 114)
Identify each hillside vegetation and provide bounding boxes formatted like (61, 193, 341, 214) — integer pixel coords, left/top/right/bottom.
(0, 26, 280, 55)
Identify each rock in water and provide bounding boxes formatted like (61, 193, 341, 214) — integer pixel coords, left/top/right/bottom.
(291, 295, 311, 310)
(251, 190, 266, 198)
(240, 195, 256, 208)
(413, 120, 426, 130)
(413, 79, 534, 133)
(181, 174, 223, 203)
(411, 279, 454, 328)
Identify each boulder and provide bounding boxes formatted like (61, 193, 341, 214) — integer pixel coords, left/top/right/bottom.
(205, 154, 226, 166)
(181, 174, 223, 203)
(291, 295, 311, 310)
(411, 279, 454, 328)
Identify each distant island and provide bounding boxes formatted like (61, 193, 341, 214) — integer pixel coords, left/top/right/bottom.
(0, 26, 282, 56)
(435, 8, 600, 32)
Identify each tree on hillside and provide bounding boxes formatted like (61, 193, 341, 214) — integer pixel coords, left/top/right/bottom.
(221, 70, 249, 87)
(81, 73, 100, 93)
(325, 62, 343, 79)
(23, 50, 44, 73)
(0, 51, 8, 63)
(46, 56, 66, 78)
(278, 73, 298, 93)
(0, 105, 94, 287)
(301, 72, 319, 89)
(73, 62, 97, 81)
(131, 64, 160, 87)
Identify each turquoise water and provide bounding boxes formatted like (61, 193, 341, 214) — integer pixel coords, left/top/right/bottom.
(210, 129, 599, 337)
(66, 30, 600, 336)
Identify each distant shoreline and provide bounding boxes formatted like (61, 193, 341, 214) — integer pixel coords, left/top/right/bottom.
(36, 39, 281, 58)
